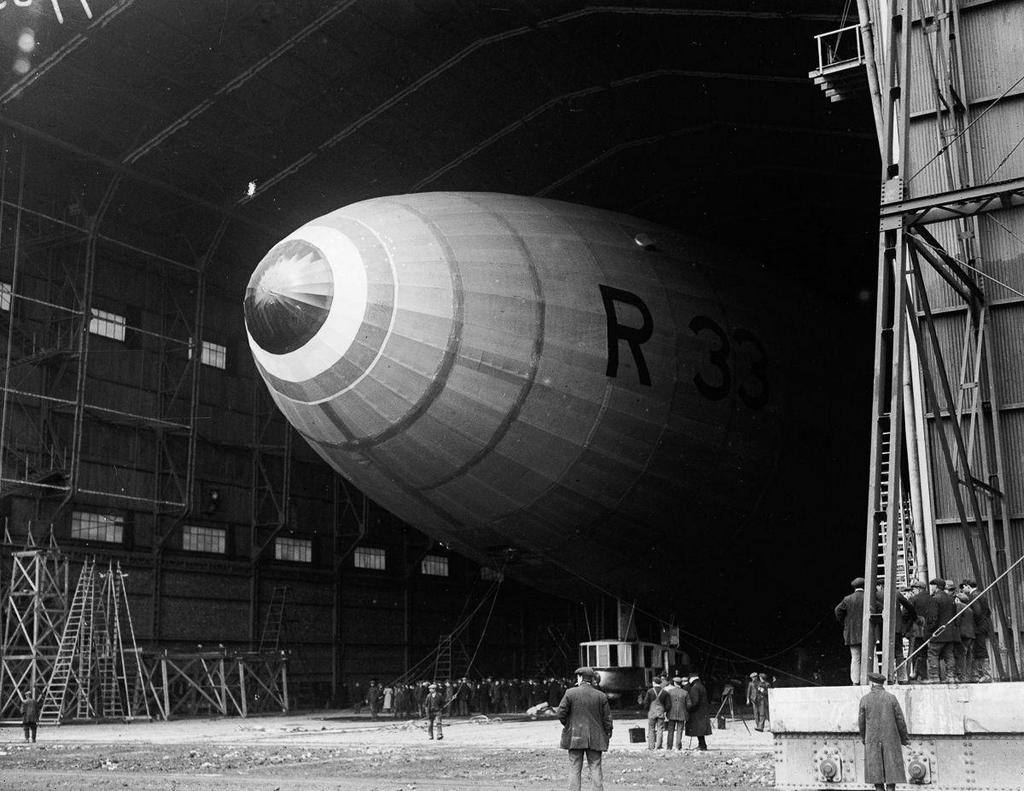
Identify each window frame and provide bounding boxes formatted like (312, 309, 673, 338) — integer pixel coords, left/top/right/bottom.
(274, 536, 312, 563)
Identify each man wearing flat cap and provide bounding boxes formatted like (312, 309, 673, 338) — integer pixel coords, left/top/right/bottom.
(424, 683, 445, 740)
(664, 676, 688, 750)
(921, 577, 959, 682)
(835, 576, 877, 684)
(557, 666, 613, 791)
(858, 672, 910, 791)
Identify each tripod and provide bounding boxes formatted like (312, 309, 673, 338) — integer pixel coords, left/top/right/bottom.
(713, 689, 751, 734)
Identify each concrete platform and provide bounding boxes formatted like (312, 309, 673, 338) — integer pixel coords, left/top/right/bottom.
(772, 682, 1024, 789)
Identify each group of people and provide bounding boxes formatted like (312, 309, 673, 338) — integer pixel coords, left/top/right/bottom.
(835, 575, 993, 684)
(638, 674, 712, 751)
(349, 676, 576, 720)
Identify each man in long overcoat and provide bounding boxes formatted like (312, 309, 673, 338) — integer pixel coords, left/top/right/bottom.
(684, 674, 712, 751)
(556, 666, 613, 791)
(858, 672, 910, 790)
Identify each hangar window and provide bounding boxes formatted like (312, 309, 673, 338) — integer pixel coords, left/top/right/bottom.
(183, 525, 226, 554)
(421, 554, 449, 577)
(89, 308, 126, 342)
(353, 546, 386, 570)
(0, 281, 11, 311)
(275, 536, 312, 563)
(71, 511, 124, 543)
(201, 340, 227, 369)
(189, 338, 227, 369)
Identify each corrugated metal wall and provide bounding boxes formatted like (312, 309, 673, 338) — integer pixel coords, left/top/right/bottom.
(898, 0, 1024, 664)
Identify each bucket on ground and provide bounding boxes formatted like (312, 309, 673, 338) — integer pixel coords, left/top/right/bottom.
(628, 727, 645, 743)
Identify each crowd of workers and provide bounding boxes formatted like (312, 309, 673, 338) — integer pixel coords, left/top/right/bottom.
(835, 575, 993, 684)
(348, 676, 579, 720)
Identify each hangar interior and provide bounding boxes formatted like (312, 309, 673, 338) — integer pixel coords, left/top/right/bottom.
(0, 0, 892, 722)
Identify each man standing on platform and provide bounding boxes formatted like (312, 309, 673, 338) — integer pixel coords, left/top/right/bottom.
(858, 671, 910, 791)
(923, 577, 959, 683)
(556, 666, 613, 791)
(962, 579, 992, 682)
(835, 577, 875, 684)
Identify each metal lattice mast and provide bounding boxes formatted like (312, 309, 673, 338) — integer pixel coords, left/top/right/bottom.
(0, 546, 69, 718)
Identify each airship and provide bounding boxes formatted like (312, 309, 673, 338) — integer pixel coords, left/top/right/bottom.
(244, 192, 829, 639)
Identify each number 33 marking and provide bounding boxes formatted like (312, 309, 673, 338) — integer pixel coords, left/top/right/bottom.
(688, 316, 769, 409)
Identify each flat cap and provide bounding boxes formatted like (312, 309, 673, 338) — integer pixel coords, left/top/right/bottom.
(850, 577, 865, 588)
(749, 672, 758, 677)
(910, 580, 926, 589)
(672, 676, 683, 683)
(867, 672, 886, 684)
(929, 577, 946, 586)
(574, 666, 596, 679)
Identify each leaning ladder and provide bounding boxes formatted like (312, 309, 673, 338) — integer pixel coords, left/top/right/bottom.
(40, 558, 96, 724)
(258, 586, 288, 652)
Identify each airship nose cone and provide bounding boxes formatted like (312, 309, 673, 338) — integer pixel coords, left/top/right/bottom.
(244, 239, 334, 355)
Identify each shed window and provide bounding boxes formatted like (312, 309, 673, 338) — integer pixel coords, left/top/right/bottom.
(421, 554, 449, 576)
(71, 511, 123, 543)
(275, 536, 311, 563)
(353, 546, 386, 570)
(89, 309, 126, 341)
(183, 525, 226, 554)
(0, 281, 11, 311)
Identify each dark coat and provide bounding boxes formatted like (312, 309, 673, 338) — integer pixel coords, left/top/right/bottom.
(22, 697, 38, 724)
(969, 591, 992, 636)
(556, 683, 613, 751)
(424, 691, 445, 714)
(684, 679, 712, 737)
(858, 686, 909, 783)
(956, 599, 976, 639)
(835, 589, 874, 645)
(922, 590, 960, 643)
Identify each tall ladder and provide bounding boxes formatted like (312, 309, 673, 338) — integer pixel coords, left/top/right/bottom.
(99, 564, 126, 719)
(40, 558, 96, 724)
(258, 586, 288, 652)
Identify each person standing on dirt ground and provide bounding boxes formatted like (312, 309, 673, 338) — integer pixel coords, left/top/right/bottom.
(425, 683, 446, 740)
(641, 676, 668, 749)
(664, 676, 688, 750)
(367, 679, 383, 719)
(556, 666, 613, 791)
(22, 691, 39, 743)
(685, 674, 712, 752)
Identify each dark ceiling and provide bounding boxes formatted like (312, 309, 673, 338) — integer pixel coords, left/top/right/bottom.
(0, 0, 879, 296)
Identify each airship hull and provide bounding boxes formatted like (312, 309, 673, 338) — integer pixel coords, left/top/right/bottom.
(246, 192, 801, 609)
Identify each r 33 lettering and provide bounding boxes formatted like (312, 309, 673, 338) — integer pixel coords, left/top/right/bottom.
(688, 315, 769, 409)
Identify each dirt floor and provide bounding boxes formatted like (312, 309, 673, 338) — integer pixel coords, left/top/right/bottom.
(0, 709, 775, 790)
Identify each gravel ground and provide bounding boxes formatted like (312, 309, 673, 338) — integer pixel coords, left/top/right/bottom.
(0, 711, 775, 790)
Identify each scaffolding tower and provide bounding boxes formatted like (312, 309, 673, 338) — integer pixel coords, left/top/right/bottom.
(0, 544, 68, 719)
